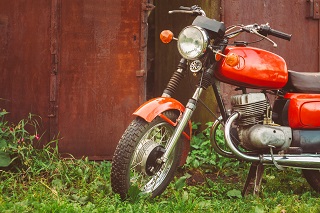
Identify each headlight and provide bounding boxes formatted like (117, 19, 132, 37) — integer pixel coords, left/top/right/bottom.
(177, 26, 209, 60)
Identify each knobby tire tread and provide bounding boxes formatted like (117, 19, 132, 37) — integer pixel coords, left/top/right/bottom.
(111, 118, 147, 198)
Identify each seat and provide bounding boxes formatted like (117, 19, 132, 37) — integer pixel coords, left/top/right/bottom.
(287, 70, 320, 93)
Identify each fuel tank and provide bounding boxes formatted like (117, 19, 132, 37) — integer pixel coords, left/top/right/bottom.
(215, 46, 288, 89)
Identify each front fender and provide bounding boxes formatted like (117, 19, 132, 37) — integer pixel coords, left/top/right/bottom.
(133, 97, 191, 166)
(133, 97, 185, 122)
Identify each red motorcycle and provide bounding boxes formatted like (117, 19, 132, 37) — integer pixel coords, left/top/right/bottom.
(111, 5, 320, 199)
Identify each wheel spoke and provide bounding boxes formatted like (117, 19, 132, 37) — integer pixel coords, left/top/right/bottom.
(131, 159, 143, 170)
(159, 128, 170, 145)
(147, 127, 161, 140)
(149, 126, 170, 147)
(128, 122, 176, 193)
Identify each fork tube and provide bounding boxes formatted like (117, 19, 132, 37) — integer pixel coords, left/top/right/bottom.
(162, 87, 203, 161)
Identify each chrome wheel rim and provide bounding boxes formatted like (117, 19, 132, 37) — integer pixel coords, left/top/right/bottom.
(130, 122, 175, 193)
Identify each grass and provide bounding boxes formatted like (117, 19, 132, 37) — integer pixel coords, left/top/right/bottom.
(1, 115, 320, 212)
(1, 160, 320, 212)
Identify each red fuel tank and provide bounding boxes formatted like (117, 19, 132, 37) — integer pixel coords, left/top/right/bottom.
(215, 47, 288, 89)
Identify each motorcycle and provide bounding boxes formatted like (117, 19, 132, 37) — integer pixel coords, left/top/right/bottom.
(111, 5, 320, 199)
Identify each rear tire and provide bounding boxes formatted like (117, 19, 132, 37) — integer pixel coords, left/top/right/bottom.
(302, 170, 320, 192)
(111, 110, 183, 199)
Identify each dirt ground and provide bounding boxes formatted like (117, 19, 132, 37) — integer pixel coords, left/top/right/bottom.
(178, 168, 241, 186)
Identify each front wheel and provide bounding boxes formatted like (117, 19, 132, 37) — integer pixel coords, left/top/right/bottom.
(302, 170, 320, 192)
(111, 110, 183, 199)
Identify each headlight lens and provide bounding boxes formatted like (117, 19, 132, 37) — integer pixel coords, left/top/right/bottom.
(177, 26, 209, 60)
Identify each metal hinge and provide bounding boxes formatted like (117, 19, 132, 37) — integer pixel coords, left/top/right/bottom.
(136, 69, 146, 77)
(307, 0, 320, 19)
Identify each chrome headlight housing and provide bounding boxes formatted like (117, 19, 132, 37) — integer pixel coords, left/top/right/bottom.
(177, 26, 209, 60)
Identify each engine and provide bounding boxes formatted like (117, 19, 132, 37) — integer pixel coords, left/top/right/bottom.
(230, 93, 292, 151)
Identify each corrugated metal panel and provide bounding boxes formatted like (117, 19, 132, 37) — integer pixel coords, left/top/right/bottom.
(0, 0, 148, 160)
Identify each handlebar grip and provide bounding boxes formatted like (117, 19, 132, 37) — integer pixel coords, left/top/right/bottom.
(268, 28, 292, 41)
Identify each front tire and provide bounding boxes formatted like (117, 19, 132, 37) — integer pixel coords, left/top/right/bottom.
(302, 170, 320, 192)
(111, 110, 183, 199)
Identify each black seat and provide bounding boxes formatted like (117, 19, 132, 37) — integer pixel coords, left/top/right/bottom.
(287, 70, 320, 93)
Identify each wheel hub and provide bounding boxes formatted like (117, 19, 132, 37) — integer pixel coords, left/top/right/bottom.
(145, 145, 166, 176)
(134, 139, 166, 176)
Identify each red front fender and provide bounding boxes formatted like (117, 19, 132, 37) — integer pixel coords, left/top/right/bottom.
(133, 97, 191, 166)
(134, 97, 185, 122)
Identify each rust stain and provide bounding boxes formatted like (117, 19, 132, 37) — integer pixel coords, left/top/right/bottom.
(57, 0, 145, 159)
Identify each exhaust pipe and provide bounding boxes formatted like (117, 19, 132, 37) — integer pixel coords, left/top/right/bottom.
(224, 112, 320, 170)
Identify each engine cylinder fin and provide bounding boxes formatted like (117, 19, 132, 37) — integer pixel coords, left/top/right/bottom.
(232, 99, 267, 126)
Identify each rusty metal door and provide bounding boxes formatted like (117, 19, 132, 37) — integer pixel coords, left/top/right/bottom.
(0, 1, 52, 135)
(0, 0, 149, 160)
(53, 0, 148, 159)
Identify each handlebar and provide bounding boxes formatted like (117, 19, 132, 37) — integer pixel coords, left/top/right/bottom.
(226, 23, 292, 47)
(168, 5, 292, 43)
(259, 24, 292, 41)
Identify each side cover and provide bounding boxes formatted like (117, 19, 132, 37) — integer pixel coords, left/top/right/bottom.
(285, 93, 320, 129)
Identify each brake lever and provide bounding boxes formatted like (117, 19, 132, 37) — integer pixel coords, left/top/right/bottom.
(251, 28, 278, 48)
(243, 25, 278, 48)
(169, 5, 206, 16)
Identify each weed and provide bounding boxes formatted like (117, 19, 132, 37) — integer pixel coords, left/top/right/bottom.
(185, 122, 239, 172)
(0, 113, 319, 212)
(0, 109, 42, 169)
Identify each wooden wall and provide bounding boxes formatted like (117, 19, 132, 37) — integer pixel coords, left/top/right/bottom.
(150, 1, 221, 129)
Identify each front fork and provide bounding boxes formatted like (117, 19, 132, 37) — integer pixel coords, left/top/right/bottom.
(161, 59, 217, 162)
(162, 87, 204, 162)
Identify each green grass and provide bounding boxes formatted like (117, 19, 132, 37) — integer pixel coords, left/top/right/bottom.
(1, 115, 320, 212)
(1, 159, 320, 212)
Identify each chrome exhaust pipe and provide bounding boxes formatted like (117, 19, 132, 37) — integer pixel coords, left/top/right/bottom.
(262, 154, 320, 169)
(224, 112, 320, 170)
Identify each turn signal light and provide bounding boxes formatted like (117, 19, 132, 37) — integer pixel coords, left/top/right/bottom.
(225, 53, 240, 67)
(160, 30, 174, 44)
(215, 50, 222, 61)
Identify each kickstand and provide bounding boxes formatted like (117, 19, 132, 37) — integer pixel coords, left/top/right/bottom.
(242, 162, 264, 196)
